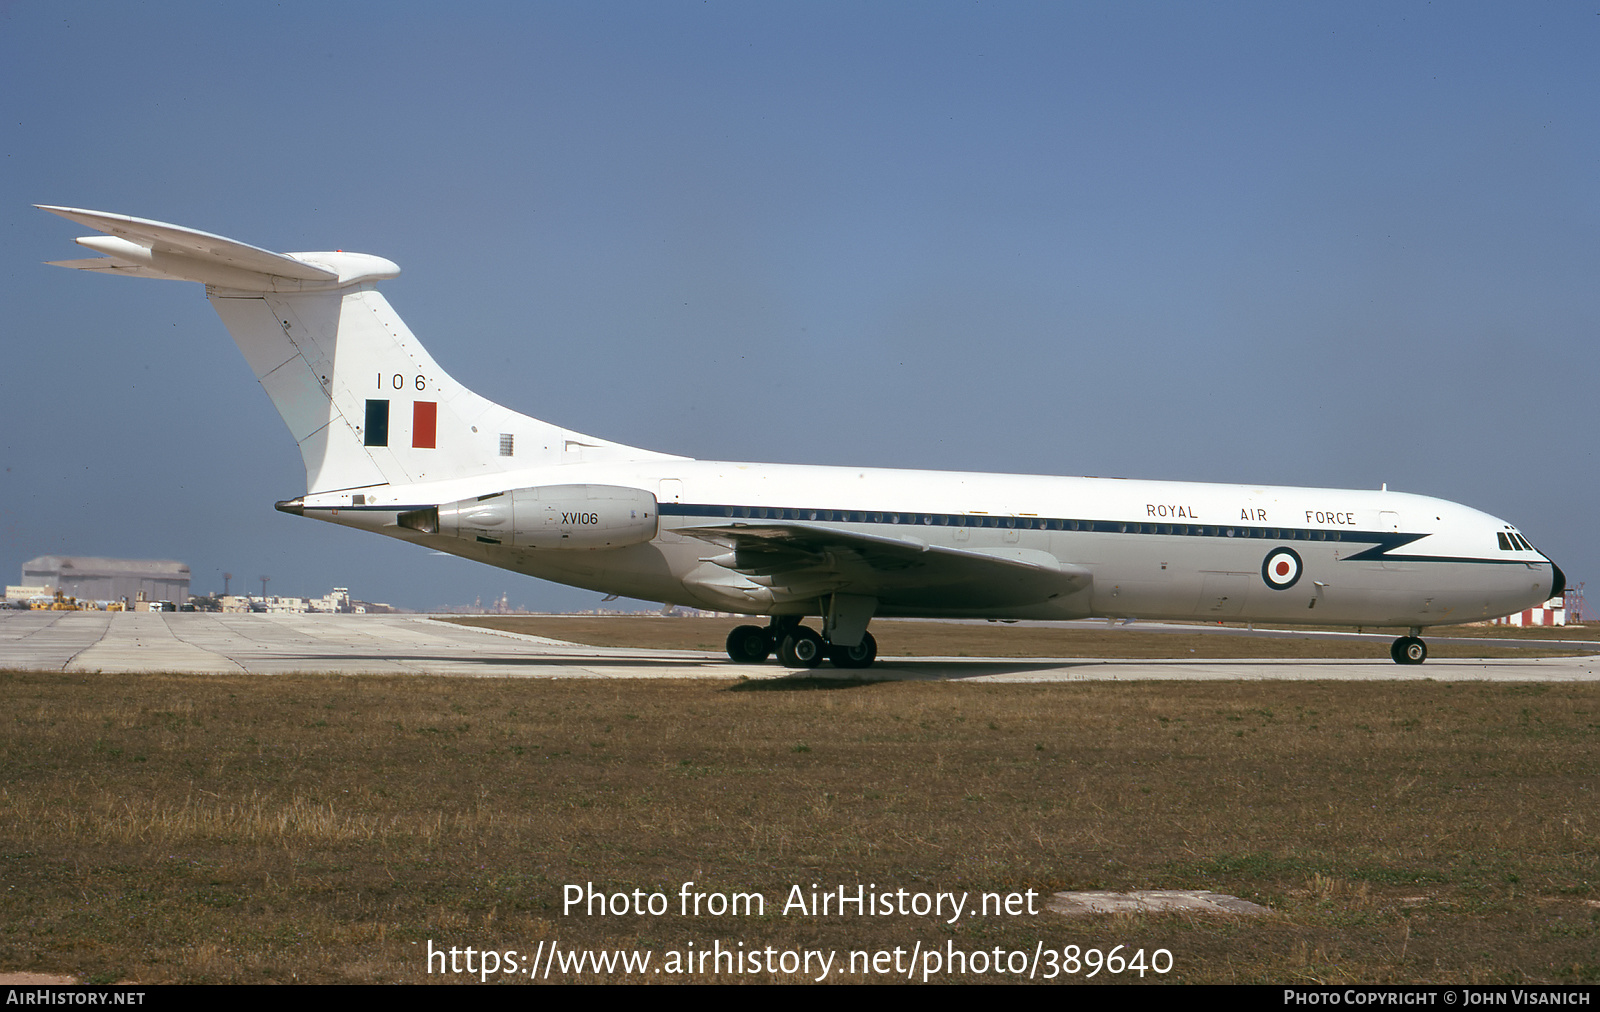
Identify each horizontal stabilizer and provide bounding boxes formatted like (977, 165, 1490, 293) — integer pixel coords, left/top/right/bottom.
(36, 205, 397, 291)
(44, 256, 176, 279)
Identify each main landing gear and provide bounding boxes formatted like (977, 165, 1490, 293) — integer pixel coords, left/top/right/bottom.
(1390, 628, 1428, 665)
(724, 619, 879, 670)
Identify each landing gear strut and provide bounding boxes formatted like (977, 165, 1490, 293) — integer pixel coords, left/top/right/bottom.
(723, 619, 878, 669)
(1390, 631, 1428, 665)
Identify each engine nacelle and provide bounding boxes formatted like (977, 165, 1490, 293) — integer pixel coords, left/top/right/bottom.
(398, 484, 658, 550)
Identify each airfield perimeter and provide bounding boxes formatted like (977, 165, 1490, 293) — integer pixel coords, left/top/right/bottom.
(1, 610, 1596, 680)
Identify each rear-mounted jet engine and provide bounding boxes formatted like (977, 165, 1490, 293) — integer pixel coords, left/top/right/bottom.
(399, 484, 658, 550)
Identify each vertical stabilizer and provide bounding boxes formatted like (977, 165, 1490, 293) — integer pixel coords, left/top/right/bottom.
(40, 206, 683, 494)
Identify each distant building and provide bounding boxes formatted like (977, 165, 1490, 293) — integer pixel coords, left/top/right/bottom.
(1492, 596, 1567, 627)
(20, 556, 189, 605)
(219, 588, 365, 614)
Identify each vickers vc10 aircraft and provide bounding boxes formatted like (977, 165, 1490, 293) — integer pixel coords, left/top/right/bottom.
(40, 205, 1565, 668)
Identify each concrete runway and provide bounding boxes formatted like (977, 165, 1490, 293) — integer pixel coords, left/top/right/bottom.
(2, 610, 1597, 681)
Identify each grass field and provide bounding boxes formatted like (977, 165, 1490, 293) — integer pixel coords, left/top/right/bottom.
(3, 667, 1596, 984)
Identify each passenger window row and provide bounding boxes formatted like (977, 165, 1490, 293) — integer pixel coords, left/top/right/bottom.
(705, 505, 1348, 541)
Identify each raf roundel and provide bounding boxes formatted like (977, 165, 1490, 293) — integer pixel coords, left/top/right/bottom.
(1261, 547, 1303, 591)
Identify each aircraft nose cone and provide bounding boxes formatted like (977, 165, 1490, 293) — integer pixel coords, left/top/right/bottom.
(1550, 561, 1567, 600)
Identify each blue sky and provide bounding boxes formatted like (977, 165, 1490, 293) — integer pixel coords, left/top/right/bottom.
(3, 2, 1595, 612)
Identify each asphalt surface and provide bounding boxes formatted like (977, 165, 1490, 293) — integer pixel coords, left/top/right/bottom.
(2, 611, 1597, 681)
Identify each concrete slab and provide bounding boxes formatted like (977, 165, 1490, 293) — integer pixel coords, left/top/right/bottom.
(0, 611, 112, 671)
(69, 611, 245, 674)
(1, 612, 1597, 682)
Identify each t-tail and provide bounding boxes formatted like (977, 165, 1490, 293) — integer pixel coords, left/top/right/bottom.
(38, 206, 681, 496)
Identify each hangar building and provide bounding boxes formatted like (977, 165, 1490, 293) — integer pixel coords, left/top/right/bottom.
(20, 556, 190, 605)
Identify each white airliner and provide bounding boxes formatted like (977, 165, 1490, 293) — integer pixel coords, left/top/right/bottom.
(40, 206, 1565, 668)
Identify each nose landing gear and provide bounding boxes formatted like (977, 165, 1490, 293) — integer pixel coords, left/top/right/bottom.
(1390, 630, 1428, 665)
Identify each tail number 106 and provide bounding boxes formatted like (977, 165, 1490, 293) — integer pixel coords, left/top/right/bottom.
(380, 373, 428, 391)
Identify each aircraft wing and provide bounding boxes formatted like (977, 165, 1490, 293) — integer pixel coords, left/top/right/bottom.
(673, 521, 1091, 610)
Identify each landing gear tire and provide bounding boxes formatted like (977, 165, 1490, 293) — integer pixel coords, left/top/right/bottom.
(830, 631, 878, 669)
(726, 624, 772, 664)
(778, 627, 826, 668)
(1390, 636, 1427, 665)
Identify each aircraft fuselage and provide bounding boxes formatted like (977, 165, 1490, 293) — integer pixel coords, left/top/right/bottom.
(294, 460, 1559, 629)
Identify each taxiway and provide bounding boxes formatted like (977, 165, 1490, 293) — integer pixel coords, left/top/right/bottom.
(2, 611, 1595, 682)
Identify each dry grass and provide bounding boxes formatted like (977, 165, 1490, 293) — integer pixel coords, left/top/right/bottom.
(443, 615, 1597, 659)
(2, 671, 1597, 984)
